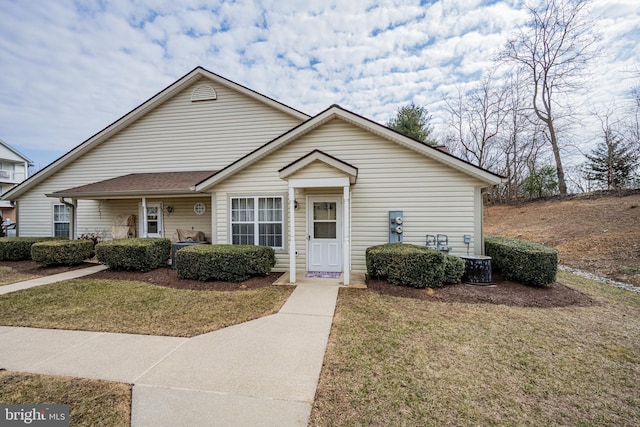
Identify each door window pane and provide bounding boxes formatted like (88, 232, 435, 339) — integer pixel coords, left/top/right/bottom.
(314, 202, 336, 221)
(314, 222, 336, 239)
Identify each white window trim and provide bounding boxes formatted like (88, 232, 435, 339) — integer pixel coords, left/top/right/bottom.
(52, 203, 71, 238)
(229, 195, 285, 249)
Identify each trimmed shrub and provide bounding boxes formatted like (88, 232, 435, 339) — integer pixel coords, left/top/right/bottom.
(366, 243, 446, 288)
(96, 238, 171, 271)
(443, 255, 465, 284)
(31, 240, 94, 267)
(176, 244, 276, 282)
(485, 236, 558, 287)
(0, 237, 64, 261)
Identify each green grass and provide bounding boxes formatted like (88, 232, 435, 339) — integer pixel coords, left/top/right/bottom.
(311, 271, 640, 426)
(0, 371, 130, 427)
(0, 278, 293, 337)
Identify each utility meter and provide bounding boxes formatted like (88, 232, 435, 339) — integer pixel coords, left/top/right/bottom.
(389, 211, 404, 243)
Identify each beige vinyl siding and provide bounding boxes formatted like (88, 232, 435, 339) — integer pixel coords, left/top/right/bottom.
(212, 118, 486, 272)
(16, 79, 302, 237)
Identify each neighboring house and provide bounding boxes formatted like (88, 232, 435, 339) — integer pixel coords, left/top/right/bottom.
(0, 138, 33, 222)
(2, 66, 502, 284)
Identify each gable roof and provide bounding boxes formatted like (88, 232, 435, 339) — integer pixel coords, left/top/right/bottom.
(3, 66, 309, 201)
(0, 138, 33, 164)
(47, 171, 216, 199)
(194, 105, 503, 191)
(279, 149, 358, 184)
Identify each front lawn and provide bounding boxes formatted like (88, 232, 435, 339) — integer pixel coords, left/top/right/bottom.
(0, 278, 293, 337)
(311, 271, 640, 426)
(0, 266, 37, 286)
(0, 371, 130, 427)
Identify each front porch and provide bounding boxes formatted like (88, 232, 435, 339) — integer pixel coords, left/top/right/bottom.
(273, 271, 367, 288)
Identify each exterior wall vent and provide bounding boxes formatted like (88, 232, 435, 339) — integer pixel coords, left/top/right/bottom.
(191, 84, 217, 102)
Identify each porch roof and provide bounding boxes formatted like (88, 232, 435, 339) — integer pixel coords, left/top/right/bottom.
(46, 170, 216, 199)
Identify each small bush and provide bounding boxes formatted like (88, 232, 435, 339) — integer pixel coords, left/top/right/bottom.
(0, 237, 64, 261)
(96, 238, 171, 271)
(443, 255, 465, 284)
(176, 244, 276, 282)
(31, 240, 94, 267)
(485, 236, 558, 287)
(366, 243, 446, 288)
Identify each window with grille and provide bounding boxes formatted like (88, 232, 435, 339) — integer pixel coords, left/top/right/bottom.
(53, 204, 70, 237)
(231, 196, 283, 248)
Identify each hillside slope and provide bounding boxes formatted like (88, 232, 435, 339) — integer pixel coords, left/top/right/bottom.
(484, 192, 640, 287)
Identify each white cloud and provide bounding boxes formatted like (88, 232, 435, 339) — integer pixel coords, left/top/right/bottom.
(0, 0, 638, 169)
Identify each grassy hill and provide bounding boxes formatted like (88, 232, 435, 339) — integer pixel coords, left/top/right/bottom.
(484, 191, 640, 287)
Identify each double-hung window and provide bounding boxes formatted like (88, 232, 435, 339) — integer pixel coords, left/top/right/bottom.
(53, 204, 70, 238)
(231, 196, 283, 249)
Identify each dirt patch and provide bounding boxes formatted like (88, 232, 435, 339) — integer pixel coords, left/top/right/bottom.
(485, 191, 640, 287)
(366, 275, 593, 308)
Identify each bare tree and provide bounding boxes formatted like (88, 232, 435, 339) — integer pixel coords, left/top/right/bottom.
(501, 0, 600, 195)
(444, 76, 506, 171)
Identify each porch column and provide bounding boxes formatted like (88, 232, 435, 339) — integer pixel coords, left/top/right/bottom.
(343, 185, 350, 285)
(288, 186, 296, 283)
(141, 197, 148, 237)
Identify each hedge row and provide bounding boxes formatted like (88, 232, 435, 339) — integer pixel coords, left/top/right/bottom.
(485, 236, 557, 287)
(366, 243, 464, 288)
(96, 238, 171, 271)
(0, 237, 64, 261)
(176, 244, 276, 282)
(31, 240, 94, 267)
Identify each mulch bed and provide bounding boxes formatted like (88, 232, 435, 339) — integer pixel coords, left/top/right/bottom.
(3, 261, 592, 307)
(366, 275, 593, 308)
(87, 267, 283, 291)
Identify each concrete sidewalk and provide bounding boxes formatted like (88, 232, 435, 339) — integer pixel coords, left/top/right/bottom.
(0, 272, 342, 426)
(0, 264, 109, 295)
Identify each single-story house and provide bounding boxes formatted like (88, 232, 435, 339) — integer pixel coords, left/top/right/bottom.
(1, 66, 502, 284)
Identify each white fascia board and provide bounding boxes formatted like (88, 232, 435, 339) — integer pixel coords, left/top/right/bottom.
(195, 112, 337, 191)
(336, 111, 504, 186)
(5, 67, 309, 201)
(288, 177, 350, 188)
(279, 150, 357, 183)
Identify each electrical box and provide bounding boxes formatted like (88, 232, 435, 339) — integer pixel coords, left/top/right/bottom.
(463, 234, 471, 244)
(389, 211, 404, 243)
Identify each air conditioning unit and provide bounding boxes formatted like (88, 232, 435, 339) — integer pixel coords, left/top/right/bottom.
(0, 171, 10, 179)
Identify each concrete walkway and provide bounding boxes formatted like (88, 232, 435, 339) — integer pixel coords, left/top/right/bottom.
(0, 264, 109, 295)
(0, 267, 343, 426)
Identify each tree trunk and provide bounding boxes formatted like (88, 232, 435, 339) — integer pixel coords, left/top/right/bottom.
(546, 120, 568, 195)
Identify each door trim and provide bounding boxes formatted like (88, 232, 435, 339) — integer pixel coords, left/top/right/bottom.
(139, 202, 164, 238)
(306, 196, 342, 272)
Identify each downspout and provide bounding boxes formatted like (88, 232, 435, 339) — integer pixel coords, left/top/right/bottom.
(58, 198, 77, 240)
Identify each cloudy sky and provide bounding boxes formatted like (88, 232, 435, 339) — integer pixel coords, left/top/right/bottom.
(0, 0, 638, 170)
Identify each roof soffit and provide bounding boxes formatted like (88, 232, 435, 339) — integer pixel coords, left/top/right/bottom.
(195, 106, 503, 191)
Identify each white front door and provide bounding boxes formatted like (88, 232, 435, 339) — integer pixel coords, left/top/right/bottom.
(140, 202, 164, 238)
(308, 197, 342, 272)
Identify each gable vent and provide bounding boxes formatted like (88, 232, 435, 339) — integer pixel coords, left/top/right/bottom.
(191, 84, 217, 102)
